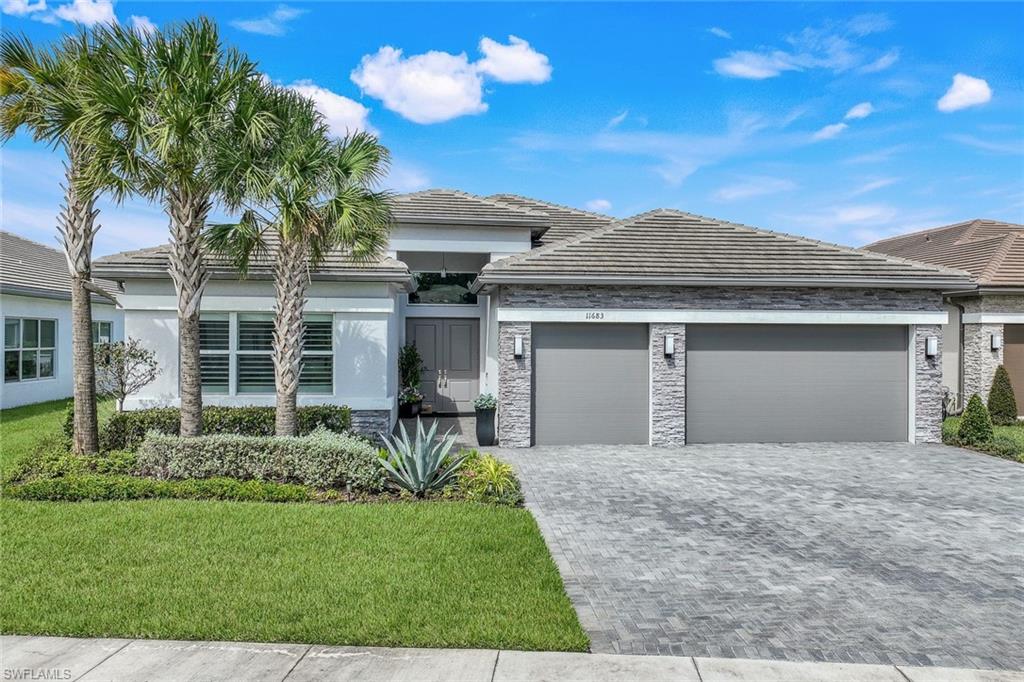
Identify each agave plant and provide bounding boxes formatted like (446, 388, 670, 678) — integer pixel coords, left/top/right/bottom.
(379, 418, 467, 497)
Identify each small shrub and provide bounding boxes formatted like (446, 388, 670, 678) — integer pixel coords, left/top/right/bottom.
(101, 405, 352, 451)
(958, 394, 994, 446)
(398, 344, 423, 389)
(136, 427, 385, 492)
(473, 393, 497, 410)
(987, 365, 1018, 426)
(91, 450, 137, 476)
(379, 418, 466, 497)
(5, 475, 311, 503)
(457, 452, 523, 506)
(3, 436, 84, 484)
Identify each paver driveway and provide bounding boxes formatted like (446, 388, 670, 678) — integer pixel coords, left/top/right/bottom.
(497, 443, 1024, 670)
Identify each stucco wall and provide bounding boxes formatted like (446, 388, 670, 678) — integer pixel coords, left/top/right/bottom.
(1, 293, 122, 409)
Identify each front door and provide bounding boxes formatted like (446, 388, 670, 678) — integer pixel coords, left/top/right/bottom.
(405, 318, 480, 414)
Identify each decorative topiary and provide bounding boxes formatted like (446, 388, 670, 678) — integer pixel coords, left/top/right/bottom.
(987, 365, 1018, 426)
(958, 394, 994, 446)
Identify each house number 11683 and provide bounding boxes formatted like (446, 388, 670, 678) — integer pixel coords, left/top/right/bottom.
(585, 312, 605, 320)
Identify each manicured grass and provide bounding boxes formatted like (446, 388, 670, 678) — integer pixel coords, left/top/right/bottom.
(942, 416, 1024, 462)
(0, 398, 114, 473)
(0, 499, 588, 651)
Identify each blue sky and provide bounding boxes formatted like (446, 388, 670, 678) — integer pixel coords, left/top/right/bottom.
(2, 1, 1022, 256)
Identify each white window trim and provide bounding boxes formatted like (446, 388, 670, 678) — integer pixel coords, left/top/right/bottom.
(496, 308, 948, 325)
(4, 317, 58, 384)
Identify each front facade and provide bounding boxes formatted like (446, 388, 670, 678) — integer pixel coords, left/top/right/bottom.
(867, 219, 1024, 413)
(94, 191, 971, 445)
(1, 231, 124, 409)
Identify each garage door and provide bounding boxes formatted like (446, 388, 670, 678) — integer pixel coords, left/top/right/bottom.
(686, 325, 908, 443)
(533, 324, 649, 445)
(1002, 325, 1024, 416)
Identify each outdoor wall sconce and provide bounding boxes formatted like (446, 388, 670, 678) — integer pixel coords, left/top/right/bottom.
(664, 334, 675, 357)
(992, 334, 1004, 351)
(513, 335, 524, 358)
(925, 336, 938, 357)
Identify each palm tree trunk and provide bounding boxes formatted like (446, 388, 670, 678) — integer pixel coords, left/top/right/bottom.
(59, 148, 100, 455)
(273, 238, 308, 437)
(166, 188, 212, 437)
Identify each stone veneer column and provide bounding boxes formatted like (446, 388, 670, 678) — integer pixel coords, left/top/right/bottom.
(498, 322, 532, 447)
(650, 324, 686, 446)
(962, 323, 1003, 404)
(915, 324, 943, 443)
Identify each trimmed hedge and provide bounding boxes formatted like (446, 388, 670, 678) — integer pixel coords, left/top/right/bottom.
(136, 427, 386, 492)
(99, 405, 352, 451)
(958, 394, 994, 446)
(988, 365, 1018, 426)
(5, 475, 312, 503)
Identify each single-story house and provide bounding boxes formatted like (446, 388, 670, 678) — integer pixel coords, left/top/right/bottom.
(1, 230, 124, 409)
(866, 219, 1024, 413)
(93, 190, 972, 446)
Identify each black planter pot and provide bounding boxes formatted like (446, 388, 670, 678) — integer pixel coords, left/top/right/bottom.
(475, 407, 496, 446)
(399, 400, 422, 419)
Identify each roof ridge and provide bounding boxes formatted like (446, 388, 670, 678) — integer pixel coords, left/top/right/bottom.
(981, 232, 1020, 282)
(864, 219, 980, 248)
(954, 220, 1024, 246)
(628, 208, 971, 278)
(394, 188, 551, 220)
(481, 209, 630, 271)
(487, 193, 614, 220)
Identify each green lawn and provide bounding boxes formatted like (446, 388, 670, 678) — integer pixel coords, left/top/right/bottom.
(0, 398, 114, 474)
(0, 400, 588, 652)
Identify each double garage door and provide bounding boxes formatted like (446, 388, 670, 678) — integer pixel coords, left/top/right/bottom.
(531, 323, 909, 445)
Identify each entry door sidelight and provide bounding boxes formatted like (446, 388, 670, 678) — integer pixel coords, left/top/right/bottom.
(406, 318, 480, 414)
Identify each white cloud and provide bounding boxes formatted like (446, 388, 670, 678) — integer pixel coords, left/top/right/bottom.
(708, 27, 732, 39)
(713, 176, 796, 202)
(844, 102, 874, 120)
(230, 4, 305, 36)
(2, 0, 46, 16)
(843, 144, 910, 165)
(845, 13, 893, 37)
(937, 73, 992, 112)
(606, 110, 629, 129)
(385, 161, 431, 193)
(286, 80, 375, 137)
(858, 49, 899, 74)
(53, 0, 115, 26)
(351, 46, 485, 124)
(714, 51, 797, 80)
(812, 122, 848, 141)
(476, 35, 551, 84)
(849, 178, 899, 196)
(947, 134, 1023, 155)
(585, 199, 612, 212)
(129, 15, 156, 35)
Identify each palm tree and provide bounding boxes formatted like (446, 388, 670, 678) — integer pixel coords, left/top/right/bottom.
(209, 87, 392, 436)
(0, 31, 111, 454)
(78, 18, 271, 436)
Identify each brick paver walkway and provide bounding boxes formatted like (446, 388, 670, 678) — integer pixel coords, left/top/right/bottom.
(497, 443, 1024, 670)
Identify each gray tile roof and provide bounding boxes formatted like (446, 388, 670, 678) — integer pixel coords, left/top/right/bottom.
(94, 234, 411, 284)
(392, 189, 550, 238)
(1, 230, 118, 302)
(865, 219, 1024, 287)
(476, 209, 974, 289)
(487, 194, 613, 244)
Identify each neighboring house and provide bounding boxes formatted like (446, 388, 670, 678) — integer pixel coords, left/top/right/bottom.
(93, 190, 971, 445)
(866, 219, 1024, 413)
(1, 230, 124, 409)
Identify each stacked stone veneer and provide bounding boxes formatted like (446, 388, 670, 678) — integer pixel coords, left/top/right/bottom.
(350, 409, 392, 442)
(959, 295, 1024, 404)
(496, 286, 946, 446)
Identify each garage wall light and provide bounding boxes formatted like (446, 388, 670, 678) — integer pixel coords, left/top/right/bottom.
(513, 335, 524, 358)
(992, 334, 1004, 351)
(664, 334, 675, 357)
(925, 336, 938, 357)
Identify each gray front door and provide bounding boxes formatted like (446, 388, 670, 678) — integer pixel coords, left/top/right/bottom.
(686, 324, 909, 443)
(532, 323, 650, 445)
(406, 318, 479, 414)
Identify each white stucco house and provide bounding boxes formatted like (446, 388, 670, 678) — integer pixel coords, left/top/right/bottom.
(1, 230, 124, 409)
(93, 190, 973, 446)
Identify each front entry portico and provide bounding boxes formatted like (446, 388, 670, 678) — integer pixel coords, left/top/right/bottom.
(406, 317, 480, 414)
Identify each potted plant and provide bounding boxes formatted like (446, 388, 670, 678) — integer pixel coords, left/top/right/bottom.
(399, 385, 424, 418)
(474, 393, 497, 446)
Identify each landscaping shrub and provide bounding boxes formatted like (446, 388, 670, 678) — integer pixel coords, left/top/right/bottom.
(136, 427, 385, 492)
(455, 450, 523, 506)
(101, 404, 352, 451)
(2, 437, 139, 485)
(987, 365, 1019, 426)
(5, 475, 311, 503)
(957, 394, 994, 446)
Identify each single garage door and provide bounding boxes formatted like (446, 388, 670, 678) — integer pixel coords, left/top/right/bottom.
(687, 324, 908, 443)
(533, 323, 649, 445)
(1002, 325, 1024, 415)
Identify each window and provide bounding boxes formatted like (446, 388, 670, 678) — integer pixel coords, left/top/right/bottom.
(409, 272, 478, 305)
(198, 313, 333, 396)
(5, 318, 56, 383)
(92, 321, 112, 345)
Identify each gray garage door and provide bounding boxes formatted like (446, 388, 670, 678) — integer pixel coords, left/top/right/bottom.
(686, 325, 908, 443)
(533, 324, 649, 445)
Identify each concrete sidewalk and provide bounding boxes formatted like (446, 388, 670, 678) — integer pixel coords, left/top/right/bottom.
(3, 636, 1022, 682)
